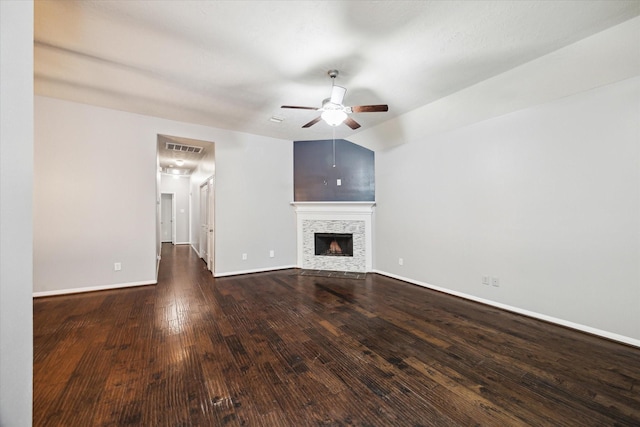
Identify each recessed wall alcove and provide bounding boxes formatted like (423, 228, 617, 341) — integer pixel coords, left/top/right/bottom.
(294, 139, 374, 202)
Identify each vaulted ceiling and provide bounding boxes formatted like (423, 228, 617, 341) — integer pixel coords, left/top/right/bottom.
(34, 1, 640, 143)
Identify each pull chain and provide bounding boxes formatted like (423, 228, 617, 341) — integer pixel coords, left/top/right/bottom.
(332, 126, 336, 168)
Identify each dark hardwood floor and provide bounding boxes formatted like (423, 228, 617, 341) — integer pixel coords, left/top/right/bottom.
(34, 244, 640, 426)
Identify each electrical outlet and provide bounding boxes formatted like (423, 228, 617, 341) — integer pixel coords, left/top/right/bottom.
(398, 258, 404, 266)
(269, 250, 275, 258)
(482, 276, 490, 285)
(114, 262, 121, 271)
(337, 179, 342, 186)
(491, 277, 500, 287)
(242, 253, 247, 261)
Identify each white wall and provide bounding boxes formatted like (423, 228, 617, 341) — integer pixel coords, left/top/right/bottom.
(375, 76, 640, 345)
(34, 96, 296, 294)
(160, 174, 190, 244)
(213, 138, 296, 275)
(34, 98, 158, 294)
(0, 1, 33, 425)
(187, 135, 299, 276)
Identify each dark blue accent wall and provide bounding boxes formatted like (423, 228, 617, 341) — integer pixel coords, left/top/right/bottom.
(294, 139, 375, 201)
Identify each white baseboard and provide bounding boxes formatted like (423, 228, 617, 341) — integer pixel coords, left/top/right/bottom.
(33, 280, 156, 298)
(174, 241, 190, 245)
(215, 265, 297, 278)
(191, 243, 201, 258)
(372, 269, 640, 349)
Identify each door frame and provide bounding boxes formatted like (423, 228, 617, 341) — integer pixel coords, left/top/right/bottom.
(206, 176, 214, 273)
(199, 176, 215, 273)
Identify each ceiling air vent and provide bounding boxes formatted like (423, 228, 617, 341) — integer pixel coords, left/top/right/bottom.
(165, 142, 203, 154)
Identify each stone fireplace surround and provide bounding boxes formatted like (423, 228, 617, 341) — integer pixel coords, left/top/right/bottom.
(291, 202, 375, 272)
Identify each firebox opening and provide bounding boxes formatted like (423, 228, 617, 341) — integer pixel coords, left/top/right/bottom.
(314, 233, 353, 257)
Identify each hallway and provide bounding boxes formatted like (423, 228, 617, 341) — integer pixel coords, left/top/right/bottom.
(33, 244, 640, 425)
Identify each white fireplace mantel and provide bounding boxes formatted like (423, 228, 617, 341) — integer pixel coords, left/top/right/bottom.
(291, 201, 376, 214)
(291, 201, 375, 272)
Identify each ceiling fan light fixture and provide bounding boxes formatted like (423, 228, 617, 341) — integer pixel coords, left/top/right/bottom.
(282, 69, 388, 129)
(321, 109, 347, 126)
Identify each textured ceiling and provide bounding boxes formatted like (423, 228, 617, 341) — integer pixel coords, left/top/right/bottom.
(34, 1, 640, 143)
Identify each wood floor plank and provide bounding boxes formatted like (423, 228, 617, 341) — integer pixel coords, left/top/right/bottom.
(33, 243, 640, 426)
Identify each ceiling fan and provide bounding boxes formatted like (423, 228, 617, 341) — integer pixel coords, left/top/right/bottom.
(281, 70, 388, 129)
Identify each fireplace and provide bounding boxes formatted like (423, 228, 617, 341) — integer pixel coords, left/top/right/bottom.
(292, 202, 375, 272)
(315, 233, 353, 257)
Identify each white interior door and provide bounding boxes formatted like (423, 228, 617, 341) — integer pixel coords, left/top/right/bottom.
(206, 177, 214, 272)
(161, 193, 173, 243)
(199, 184, 208, 263)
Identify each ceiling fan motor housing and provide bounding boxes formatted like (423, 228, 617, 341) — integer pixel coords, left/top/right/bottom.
(322, 98, 343, 110)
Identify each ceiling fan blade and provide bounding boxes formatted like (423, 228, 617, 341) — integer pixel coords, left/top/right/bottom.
(330, 85, 346, 105)
(350, 104, 389, 113)
(302, 117, 322, 128)
(344, 117, 361, 130)
(281, 105, 319, 110)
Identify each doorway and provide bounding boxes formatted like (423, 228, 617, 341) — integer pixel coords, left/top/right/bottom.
(160, 193, 175, 244)
(156, 134, 215, 277)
